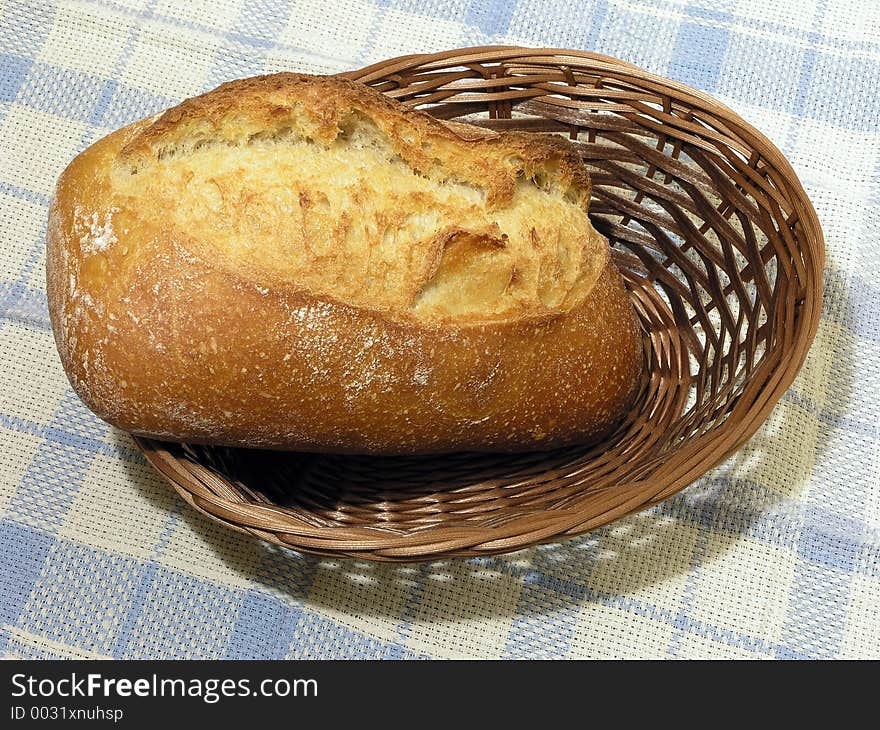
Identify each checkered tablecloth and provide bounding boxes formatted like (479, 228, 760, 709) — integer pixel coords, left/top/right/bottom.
(1, 0, 878, 660)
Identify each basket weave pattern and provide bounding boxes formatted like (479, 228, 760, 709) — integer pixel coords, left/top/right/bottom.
(135, 48, 823, 561)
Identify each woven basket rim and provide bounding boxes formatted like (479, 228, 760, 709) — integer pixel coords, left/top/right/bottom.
(134, 46, 824, 562)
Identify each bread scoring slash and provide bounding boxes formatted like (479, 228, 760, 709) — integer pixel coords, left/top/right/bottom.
(46, 73, 645, 454)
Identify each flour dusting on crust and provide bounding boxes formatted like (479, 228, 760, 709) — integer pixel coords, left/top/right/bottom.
(74, 205, 118, 255)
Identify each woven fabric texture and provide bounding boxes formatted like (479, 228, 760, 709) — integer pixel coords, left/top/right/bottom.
(0, 0, 878, 659)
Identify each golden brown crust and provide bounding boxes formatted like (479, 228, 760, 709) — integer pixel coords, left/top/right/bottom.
(46, 74, 645, 454)
(119, 74, 592, 205)
(105, 73, 605, 325)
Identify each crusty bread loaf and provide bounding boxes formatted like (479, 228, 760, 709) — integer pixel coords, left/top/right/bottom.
(46, 73, 644, 454)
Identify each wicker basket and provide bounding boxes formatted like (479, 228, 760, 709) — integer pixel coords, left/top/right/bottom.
(133, 47, 823, 562)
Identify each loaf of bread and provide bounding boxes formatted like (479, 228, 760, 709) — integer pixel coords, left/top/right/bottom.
(46, 73, 644, 454)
